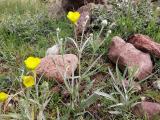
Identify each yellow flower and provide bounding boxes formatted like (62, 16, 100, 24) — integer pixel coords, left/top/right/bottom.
(22, 76, 35, 88)
(0, 92, 9, 102)
(24, 56, 41, 70)
(67, 11, 80, 24)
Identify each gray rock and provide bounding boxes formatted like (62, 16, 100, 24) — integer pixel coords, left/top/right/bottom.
(63, 0, 105, 11)
(48, 0, 105, 19)
(46, 44, 60, 56)
(48, 0, 65, 19)
(76, 3, 106, 35)
(153, 80, 160, 90)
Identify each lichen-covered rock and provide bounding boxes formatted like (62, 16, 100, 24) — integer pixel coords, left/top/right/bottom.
(76, 3, 107, 35)
(63, 0, 105, 11)
(108, 36, 153, 80)
(132, 102, 160, 119)
(48, 0, 65, 19)
(36, 54, 78, 83)
(48, 0, 105, 19)
(128, 34, 160, 58)
(76, 3, 93, 35)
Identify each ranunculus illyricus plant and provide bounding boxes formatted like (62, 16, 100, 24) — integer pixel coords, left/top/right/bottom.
(23, 56, 41, 88)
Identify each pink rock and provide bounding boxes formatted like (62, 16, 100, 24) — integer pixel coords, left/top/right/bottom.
(36, 54, 78, 83)
(108, 36, 153, 80)
(128, 34, 160, 58)
(132, 102, 160, 119)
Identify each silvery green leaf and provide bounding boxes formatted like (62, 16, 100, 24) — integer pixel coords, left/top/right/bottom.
(108, 103, 124, 108)
(0, 113, 21, 119)
(81, 93, 100, 109)
(108, 111, 122, 115)
(94, 91, 117, 103)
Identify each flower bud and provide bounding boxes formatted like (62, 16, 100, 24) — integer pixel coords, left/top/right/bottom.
(101, 20, 108, 26)
(86, 15, 89, 20)
(108, 30, 112, 34)
(56, 28, 60, 32)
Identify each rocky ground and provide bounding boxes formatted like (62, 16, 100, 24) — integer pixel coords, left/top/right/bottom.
(0, 0, 160, 119)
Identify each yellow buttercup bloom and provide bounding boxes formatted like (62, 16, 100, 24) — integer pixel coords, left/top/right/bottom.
(24, 56, 41, 70)
(0, 92, 9, 102)
(67, 11, 80, 24)
(22, 76, 35, 88)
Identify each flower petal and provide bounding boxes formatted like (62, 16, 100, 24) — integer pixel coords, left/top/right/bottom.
(22, 76, 35, 88)
(0, 92, 9, 102)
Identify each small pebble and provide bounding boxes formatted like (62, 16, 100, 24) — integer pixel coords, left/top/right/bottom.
(153, 80, 160, 90)
(46, 44, 60, 56)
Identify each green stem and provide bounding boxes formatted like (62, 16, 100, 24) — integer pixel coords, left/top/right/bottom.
(0, 103, 2, 114)
(77, 52, 82, 102)
(32, 70, 38, 98)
